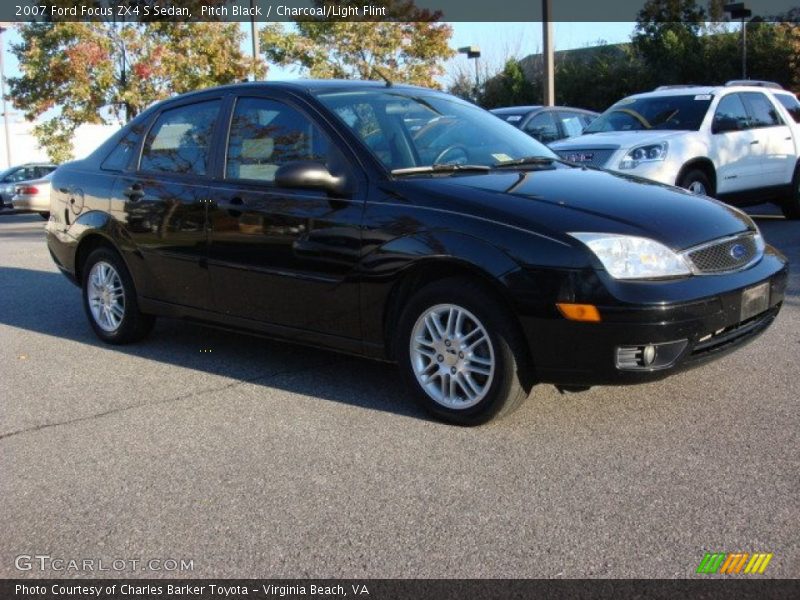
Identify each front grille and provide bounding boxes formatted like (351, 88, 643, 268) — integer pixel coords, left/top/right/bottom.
(685, 233, 760, 274)
(556, 148, 615, 168)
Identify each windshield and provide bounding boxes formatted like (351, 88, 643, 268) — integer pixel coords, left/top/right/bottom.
(316, 90, 556, 172)
(585, 94, 713, 133)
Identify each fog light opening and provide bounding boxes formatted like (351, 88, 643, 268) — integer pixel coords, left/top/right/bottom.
(615, 339, 688, 371)
(642, 344, 656, 366)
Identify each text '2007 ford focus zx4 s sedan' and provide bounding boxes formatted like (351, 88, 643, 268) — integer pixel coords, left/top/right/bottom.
(45, 81, 788, 425)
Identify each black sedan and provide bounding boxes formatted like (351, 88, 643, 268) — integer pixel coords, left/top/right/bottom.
(46, 81, 787, 425)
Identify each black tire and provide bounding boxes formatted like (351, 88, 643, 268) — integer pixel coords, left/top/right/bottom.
(81, 247, 155, 344)
(780, 165, 800, 220)
(38, 212, 50, 220)
(677, 169, 714, 197)
(396, 277, 533, 426)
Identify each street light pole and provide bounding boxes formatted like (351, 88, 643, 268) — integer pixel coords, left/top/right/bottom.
(724, 3, 752, 79)
(542, 0, 554, 106)
(0, 25, 12, 168)
(458, 46, 482, 100)
(250, 0, 258, 80)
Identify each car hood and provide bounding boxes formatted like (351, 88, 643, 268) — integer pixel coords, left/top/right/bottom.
(550, 130, 690, 151)
(398, 167, 754, 251)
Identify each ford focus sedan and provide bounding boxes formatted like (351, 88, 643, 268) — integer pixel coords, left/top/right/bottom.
(45, 81, 787, 425)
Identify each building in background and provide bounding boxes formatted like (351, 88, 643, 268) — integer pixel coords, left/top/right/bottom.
(0, 121, 119, 167)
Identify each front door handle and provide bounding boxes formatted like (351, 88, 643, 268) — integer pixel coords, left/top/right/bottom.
(123, 183, 145, 201)
(219, 196, 245, 217)
(750, 140, 760, 145)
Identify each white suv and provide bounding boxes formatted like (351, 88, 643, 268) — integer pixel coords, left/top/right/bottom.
(551, 82, 800, 219)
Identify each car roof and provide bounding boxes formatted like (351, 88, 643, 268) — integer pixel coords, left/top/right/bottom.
(491, 106, 543, 114)
(633, 84, 788, 100)
(163, 79, 439, 102)
(491, 105, 597, 114)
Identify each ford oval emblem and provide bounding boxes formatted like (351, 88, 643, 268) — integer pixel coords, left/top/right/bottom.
(730, 243, 747, 260)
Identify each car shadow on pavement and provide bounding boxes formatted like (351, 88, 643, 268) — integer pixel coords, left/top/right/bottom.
(0, 266, 432, 422)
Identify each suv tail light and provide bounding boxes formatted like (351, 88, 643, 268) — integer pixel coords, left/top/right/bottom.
(17, 186, 39, 195)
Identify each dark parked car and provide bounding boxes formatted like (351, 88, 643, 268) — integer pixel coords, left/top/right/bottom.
(491, 106, 598, 144)
(0, 163, 57, 208)
(46, 81, 787, 425)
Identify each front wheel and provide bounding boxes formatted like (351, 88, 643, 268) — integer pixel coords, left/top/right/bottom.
(397, 278, 532, 425)
(81, 247, 154, 344)
(678, 169, 713, 197)
(780, 165, 800, 220)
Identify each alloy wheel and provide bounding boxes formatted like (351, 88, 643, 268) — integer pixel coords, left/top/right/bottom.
(409, 303, 496, 409)
(87, 261, 125, 332)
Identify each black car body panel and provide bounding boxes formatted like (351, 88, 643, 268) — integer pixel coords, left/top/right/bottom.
(46, 81, 788, 387)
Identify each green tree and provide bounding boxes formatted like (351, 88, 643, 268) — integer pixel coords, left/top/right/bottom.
(259, 0, 453, 87)
(479, 59, 538, 109)
(632, 0, 708, 87)
(9, 21, 261, 162)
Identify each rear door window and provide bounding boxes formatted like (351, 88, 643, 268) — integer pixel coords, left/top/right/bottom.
(140, 100, 221, 176)
(741, 92, 783, 128)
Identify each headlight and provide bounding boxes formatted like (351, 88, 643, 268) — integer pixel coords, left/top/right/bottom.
(569, 232, 691, 279)
(618, 142, 668, 169)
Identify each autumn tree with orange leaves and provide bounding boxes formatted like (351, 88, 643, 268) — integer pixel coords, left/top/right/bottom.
(9, 21, 262, 162)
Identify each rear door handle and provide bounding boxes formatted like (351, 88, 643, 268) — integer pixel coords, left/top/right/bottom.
(123, 183, 145, 201)
(750, 140, 759, 145)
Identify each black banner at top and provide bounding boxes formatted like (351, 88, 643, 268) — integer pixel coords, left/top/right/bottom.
(3, 0, 800, 23)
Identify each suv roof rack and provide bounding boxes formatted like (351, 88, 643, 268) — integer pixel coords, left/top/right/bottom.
(725, 80, 783, 89)
(654, 85, 709, 91)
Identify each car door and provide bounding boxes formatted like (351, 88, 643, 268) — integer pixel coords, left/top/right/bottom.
(740, 91, 796, 187)
(206, 94, 364, 339)
(709, 93, 761, 194)
(111, 97, 222, 310)
(523, 111, 561, 144)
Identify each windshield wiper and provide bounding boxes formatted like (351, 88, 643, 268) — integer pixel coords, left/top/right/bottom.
(493, 156, 562, 168)
(391, 163, 491, 176)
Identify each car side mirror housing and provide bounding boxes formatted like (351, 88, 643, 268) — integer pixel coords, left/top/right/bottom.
(274, 161, 349, 196)
(712, 117, 739, 134)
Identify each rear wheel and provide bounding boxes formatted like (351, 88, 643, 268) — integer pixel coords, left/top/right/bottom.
(780, 165, 800, 220)
(81, 247, 154, 344)
(397, 278, 532, 425)
(678, 169, 713, 197)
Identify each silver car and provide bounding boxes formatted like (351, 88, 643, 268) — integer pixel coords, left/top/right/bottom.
(11, 172, 53, 219)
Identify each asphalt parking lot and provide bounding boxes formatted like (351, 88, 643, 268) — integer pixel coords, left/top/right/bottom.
(0, 208, 797, 579)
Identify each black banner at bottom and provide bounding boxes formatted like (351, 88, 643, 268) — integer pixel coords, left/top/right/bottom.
(2, 579, 799, 600)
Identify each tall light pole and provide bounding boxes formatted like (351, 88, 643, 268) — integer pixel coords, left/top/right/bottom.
(542, 0, 554, 106)
(249, 0, 258, 80)
(0, 24, 12, 168)
(458, 46, 481, 99)
(724, 3, 752, 79)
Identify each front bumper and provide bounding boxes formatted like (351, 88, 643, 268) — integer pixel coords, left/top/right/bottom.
(515, 248, 788, 386)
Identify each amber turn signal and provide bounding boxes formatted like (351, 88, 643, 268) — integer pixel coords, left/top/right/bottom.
(556, 303, 601, 322)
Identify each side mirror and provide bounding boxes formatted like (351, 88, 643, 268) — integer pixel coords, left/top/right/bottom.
(274, 161, 349, 196)
(712, 117, 739, 134)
